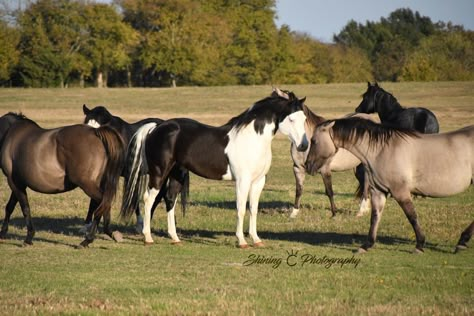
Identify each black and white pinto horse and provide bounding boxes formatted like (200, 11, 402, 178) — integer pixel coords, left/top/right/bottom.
(82, 105, 189, 234)
(356, 82, 439, 134)
(120, 89, 308, 248)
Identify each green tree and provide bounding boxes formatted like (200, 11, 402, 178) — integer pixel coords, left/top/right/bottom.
(17, 0, 88, 87)
(84, 3, 138, 88)
(401, 30, 474, 81)
(0, 20, 20, 84)
(334, 8, 441, 81)
(330, 45, 373, 83)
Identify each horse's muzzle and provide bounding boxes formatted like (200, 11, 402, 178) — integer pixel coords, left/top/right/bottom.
(296, 136, 309, 152)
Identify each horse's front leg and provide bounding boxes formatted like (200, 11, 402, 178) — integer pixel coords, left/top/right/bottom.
(235, 178, 251, 248)
(249, 176, 266, 247)
(320, 168, 337, 217)
(359, 188, 386, 253)
(290, 163, 305, 218)
(0, 192, 18, 239)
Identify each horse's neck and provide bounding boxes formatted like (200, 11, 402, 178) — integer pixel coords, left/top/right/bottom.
(377, 93, 403, 122)
(333, 133, 380, 167)
(109, 117, 131, 141)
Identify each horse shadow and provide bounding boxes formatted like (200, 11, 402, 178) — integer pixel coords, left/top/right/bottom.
(2, 216, 452, 253)
(190, 200, 292, 212)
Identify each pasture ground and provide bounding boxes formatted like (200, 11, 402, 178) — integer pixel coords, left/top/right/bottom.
(0, 82, 472, 315)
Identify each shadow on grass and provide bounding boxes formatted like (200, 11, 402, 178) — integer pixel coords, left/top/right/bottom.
(1, 216, 455, 254)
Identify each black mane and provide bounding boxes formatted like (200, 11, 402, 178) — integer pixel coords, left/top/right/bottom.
(327, 117, 418, 148)
(226, 93, 302, 134)
(6, 112, 27, 120)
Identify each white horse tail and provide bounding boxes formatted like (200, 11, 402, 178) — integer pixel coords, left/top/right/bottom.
(120, 123, 157, 220)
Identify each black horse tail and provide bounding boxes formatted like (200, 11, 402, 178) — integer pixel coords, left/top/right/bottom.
(354, 164, 365, 199)
(94, 126, 126, 218)
(120, 123, 157, 220)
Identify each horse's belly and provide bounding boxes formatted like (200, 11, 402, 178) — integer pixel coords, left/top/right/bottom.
(413, 172, 472, 197)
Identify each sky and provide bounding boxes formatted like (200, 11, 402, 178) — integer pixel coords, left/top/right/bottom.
(275, 0, 474, 43)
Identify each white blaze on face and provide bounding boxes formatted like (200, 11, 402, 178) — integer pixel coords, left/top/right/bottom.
(87, 119, 101, 128)
(279, 111, 308, 149)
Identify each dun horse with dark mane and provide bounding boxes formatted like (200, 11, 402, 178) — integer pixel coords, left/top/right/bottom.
(306, 117, 473, 253)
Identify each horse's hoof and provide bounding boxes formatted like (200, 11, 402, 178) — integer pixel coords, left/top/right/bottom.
(289, 208, 299, 219)
(454, 244, 468, 253)
(253, 242, 265, 248)
(22, 241, 33, 247)
(412, 248, 424, 254)
(171, 241, 183, 246)
(355, 247, 367, 254)
(144, 241, 154, 246)
(238, 244, 250, 249)
(355, 212, 365, 217)
(79, 240, 90, 248)
(112, 231, 123, 243)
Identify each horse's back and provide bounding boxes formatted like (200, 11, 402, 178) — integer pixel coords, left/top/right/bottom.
(397, 107, 439, 133)
(402, 126, 473, 197)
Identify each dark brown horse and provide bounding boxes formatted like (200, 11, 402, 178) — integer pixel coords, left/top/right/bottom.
(0, 113, 125, 247)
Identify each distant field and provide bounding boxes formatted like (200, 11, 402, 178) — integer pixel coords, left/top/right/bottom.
(0, 82, 472, 315)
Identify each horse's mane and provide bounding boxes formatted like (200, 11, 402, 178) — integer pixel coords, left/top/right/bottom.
(329, 117, 418, 148)
(6, 112, 27, 120)
(225, 94, 296, 134)
(374, 86, 404, 110)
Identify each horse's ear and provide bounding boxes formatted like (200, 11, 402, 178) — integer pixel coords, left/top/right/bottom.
(374, 82, 379, 87)
(273, 87, 289, 100)
(367, 81, 371, 87)
(326, 121, 335, 129)
(83, 104, 90, 114)
(299, 97, 306, 104)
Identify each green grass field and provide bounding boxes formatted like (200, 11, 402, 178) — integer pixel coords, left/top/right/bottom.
(0, 82, 472, 315)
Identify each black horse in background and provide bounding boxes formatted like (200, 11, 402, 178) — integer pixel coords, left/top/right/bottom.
(0, 112, 125, 247)
(82, 105, 189, 234)
(356, 82, 440, 134)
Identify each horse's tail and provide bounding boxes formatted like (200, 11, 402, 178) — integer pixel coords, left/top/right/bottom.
(354, 164, 365, 199)
(94, 126, 126, 218)
(120, 123, 157, 220)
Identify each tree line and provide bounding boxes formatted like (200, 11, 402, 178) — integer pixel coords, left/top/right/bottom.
(0, 0, 473, 88)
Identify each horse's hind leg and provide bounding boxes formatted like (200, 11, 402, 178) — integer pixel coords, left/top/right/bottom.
(80, 214, 100, 248)
(10, 184, 35, 245)
(395, 197, 426, 253)
(0, 193, 18, 239)
(249, 176, 265, 246)
(290, 164, 305, 218)
(79, 199, 97, 234)
(456, 221, 474, 253)
(359, 188, 386, 253)
(164, 185, 181, 244)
